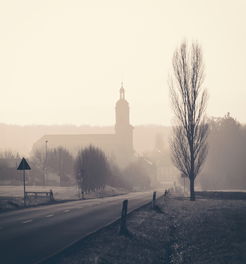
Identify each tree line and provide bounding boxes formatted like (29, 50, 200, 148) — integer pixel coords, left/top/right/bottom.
(74, 145, 151, 195)
(2, 41, 244, 199)
(0, 145, 152, 193)
(199, 113, 246, 190)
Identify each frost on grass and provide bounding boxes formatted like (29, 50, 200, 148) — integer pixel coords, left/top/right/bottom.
(167, 198, 246, 264)
(48, 196, 246, 264)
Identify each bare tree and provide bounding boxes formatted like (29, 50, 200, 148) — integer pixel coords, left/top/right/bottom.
(75, 145, 110, 195)
(169, 41, 209, 201)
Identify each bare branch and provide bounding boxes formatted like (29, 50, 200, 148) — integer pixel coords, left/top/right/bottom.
(169, 41, 209, 201)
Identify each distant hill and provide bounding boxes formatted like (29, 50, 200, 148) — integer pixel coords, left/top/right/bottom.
(0, 124, 171, 156)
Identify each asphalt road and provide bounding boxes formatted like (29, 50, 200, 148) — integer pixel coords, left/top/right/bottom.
(0, 191, 154, 264)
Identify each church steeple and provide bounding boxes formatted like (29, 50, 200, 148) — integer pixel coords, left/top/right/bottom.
(116, 82, 129, 127)
(115, 83, 134, 166)
(120, 82, 125, 100)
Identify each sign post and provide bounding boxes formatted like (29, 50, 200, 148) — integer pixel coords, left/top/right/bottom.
(17, 158, 31, 207)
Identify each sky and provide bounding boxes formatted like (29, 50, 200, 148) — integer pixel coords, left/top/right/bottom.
(0, 0, 245, 126)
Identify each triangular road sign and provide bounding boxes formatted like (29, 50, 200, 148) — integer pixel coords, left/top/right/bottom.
(17, 158, 31, 170)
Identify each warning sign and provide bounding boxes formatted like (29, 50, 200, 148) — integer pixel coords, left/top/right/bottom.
(17, 158, 31, 170)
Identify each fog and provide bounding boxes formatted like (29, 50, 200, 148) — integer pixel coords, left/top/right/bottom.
(1, 2, 246, 264)
(1, 116, 246, 190)
(0, 124, 169, 155)
(0, 1, 246, 126)
(0, 1, 246, 190)
(199, 114, 246, 190)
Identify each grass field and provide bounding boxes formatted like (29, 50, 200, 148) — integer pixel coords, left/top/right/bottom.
(46, 194, 246, 264)
(0, 185, 79, 199)
(0, 185, 127, 211)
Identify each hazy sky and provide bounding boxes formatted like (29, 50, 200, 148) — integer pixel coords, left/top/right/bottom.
(0, 0, 245, 126)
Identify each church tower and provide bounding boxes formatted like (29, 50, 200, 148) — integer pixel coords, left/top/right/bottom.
(115, 83, 134, 166)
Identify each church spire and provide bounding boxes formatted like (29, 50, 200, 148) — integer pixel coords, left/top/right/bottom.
(120, 82, 125, 100)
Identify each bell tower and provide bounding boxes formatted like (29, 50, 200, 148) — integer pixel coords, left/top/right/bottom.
(115, 83, 134, 166)
(115, 83, 129, 128)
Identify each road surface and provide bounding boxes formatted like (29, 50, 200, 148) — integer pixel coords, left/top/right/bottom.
(0, 191, 154, 264)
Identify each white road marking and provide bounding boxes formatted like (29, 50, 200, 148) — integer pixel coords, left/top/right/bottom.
(46, 214, 54, 218)
(22, 219, 32, 224)
(64, 209, 70, 213)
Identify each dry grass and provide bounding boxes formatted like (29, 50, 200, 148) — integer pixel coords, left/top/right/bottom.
(46, 195, 246, 264)
(0, 185, 127, 211)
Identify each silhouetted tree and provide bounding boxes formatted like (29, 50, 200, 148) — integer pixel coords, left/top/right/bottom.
(30, 149, 44, 185)
(31, 147, 74, 186)
(169, 41, 209, 201)
(75, 145, 110, 194)
(46, 147, 74, 186)
(0, 151, 21, 185)
(31, 149, 43, 170)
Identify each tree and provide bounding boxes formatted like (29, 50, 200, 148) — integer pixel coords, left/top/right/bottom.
(46, 147, 75, 186)
(30, 149, 45, 185)
(75, 145, 110, 195)
(123, 158, 151, 191)
(31, 147, 75, 186)
(0, 151, 21, 185)
(169, 41, 209, 201)
(200, 114, 246, 190)
(106, 161, 129, 189)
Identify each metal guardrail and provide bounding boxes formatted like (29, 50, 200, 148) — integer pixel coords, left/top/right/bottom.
(25, 190, 54, 201)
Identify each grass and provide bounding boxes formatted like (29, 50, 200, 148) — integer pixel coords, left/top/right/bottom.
(0, 185, 127, 211)
(44, 195, 246, 264)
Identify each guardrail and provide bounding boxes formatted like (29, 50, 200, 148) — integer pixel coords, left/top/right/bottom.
(25, 190, 54, 202)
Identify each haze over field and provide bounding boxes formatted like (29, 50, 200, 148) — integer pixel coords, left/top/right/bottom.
(0, 0, 245, 126)
(0, 1, 245, 193)
(1, 2, 246, 264)
(0, 124, 169, 155)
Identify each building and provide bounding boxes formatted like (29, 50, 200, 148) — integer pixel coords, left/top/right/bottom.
(33, 84, 134, 167)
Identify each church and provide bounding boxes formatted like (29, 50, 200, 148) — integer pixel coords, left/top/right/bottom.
(33, 84, 134, 167)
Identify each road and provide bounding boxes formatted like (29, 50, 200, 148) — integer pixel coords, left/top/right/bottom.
(0, 191, 154, 264)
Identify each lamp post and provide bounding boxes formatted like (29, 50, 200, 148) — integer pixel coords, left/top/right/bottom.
(45, 140, 48, 185)
(43, 140, 48, 186)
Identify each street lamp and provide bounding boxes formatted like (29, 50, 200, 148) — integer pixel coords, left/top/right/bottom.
(43, 140, 48, 186)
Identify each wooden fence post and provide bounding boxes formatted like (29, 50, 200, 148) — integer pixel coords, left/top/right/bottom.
(119, 199, 128, 235)
(49, 189, 54, 201)
(152, 191, 156, 209)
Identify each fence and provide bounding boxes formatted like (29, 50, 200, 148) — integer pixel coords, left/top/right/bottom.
(25, 190, 54, 202)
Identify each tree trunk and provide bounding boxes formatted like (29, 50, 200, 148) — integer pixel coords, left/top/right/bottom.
(190, 177, 195, 201)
